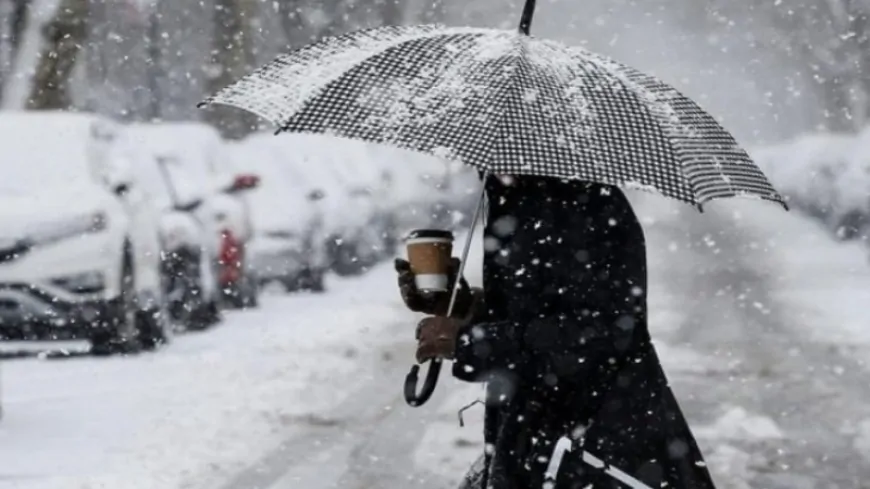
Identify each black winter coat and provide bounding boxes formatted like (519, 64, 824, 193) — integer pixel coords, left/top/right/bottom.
(453, 176, 716, 489)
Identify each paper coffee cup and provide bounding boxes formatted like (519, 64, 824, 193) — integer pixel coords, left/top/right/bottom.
(405, 229, 454, 293)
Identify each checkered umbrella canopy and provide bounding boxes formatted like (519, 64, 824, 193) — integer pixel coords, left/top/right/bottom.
(201, 24, 786, 210)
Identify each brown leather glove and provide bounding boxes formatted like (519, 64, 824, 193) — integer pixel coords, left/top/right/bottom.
(395, 257, 473, 317)
(416, 316, 464, 362)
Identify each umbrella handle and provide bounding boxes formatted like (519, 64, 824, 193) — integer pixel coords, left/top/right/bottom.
(403, 171, 488, 408)
(404, 358, 442, 407)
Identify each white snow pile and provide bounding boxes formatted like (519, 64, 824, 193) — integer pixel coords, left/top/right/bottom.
(693, 406, 784, 489)
(752, 128, 870, 241)
(694, 406, 784, 442)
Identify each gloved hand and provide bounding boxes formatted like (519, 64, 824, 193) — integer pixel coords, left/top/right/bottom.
(394, 257, 472, 317)
(416, 316, 464, 362)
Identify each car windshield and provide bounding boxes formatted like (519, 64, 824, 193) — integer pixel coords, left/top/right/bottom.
(117, 127, 214, 208)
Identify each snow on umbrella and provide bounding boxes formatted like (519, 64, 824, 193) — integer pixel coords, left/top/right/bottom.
(199, 12, 786, 211)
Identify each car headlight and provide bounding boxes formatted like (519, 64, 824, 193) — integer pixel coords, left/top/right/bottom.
(51, 270, 106, 294)
(29, 212, 108, 246)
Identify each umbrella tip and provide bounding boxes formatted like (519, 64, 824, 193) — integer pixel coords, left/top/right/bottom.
(518, 0, 536, 35)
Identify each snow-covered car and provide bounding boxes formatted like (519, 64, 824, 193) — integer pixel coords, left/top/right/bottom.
(120, 122, 260, 309)
(109, 135, 223, 330)
(367, 144, 474, 237)
(273, 135, 395, 276)
(0, 112, 167, 353)
(228, 136, 329, 292)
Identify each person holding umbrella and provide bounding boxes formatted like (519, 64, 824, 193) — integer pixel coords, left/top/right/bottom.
(201, 0, 789, 487)
(396, 174, 717, 489)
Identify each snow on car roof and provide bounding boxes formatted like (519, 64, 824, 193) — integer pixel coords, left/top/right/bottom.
(0, 111, 118, 192)
(242, 132, 453, 191)
(118, 121, 233, 192)
(0, 111, 116, 153)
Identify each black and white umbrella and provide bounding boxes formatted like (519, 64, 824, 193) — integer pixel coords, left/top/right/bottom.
(200, 4, 785, 211)
(200, 0, 786, 418)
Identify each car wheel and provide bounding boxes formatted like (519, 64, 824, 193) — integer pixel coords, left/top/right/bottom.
(90, 253, 142, 356)
(242, 276, 259, 308)
(221, 285, 242, 309)
(137, 306, 170, 351)
(222, 276, 258, 309)
(297, 267, 326, 293)
(205, 300, 222, 323)
(190, 298, 222, 330)
(281, 276, 300, 293)
(329, 238, 364, 277)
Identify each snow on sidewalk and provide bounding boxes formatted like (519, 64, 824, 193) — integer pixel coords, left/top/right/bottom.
(0, 262, 415, 489)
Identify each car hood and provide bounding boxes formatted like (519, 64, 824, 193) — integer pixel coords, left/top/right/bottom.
(0, 190, 110, 241)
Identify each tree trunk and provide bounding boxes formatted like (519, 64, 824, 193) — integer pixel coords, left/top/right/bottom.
(9, 0, 30, 54)
(850, 4, 870, 132)
(0, 0, 32, 103)
(145, 6, 162, 120)
(0, 2, 12, 101)
(26, 0, 88, 110)
(206, 0, 259, 139)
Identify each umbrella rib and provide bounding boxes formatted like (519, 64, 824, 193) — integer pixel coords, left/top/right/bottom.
(473, 38, 530, 174)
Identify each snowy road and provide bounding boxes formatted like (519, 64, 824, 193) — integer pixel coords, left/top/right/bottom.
(220, 196, 870, 489)
(4, 196, 870, 489)
(647, 198, 870, 489)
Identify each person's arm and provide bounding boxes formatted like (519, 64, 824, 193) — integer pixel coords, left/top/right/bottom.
(452, 317, 526, 383)
(452, 285, 639, 393)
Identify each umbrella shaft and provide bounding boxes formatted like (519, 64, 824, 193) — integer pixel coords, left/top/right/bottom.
(519, 0, 536, 35)
(446, 172, 488, 317)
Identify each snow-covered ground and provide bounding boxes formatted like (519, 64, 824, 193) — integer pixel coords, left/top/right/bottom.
(4, 193, 870, 489)
(0, 268, 417, 489)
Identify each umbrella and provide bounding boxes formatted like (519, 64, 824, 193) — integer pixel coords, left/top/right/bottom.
(199, 0, 787, 410)
(200, 5, 785, 211)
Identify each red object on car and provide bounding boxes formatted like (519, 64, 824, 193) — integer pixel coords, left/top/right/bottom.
(218, 228, 243, 285)
(225, 174, 260, 193)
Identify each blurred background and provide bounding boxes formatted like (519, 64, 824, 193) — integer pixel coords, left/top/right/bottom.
(3, 2, 870, 489)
